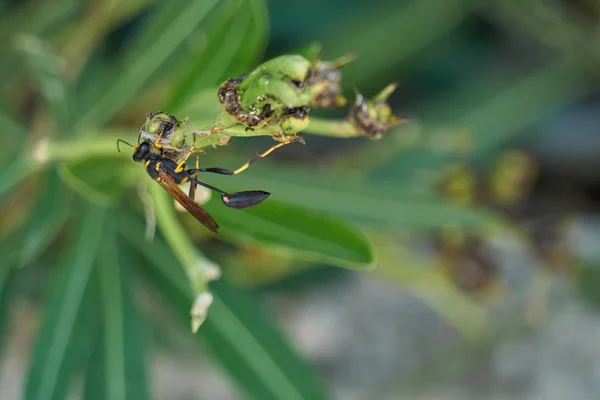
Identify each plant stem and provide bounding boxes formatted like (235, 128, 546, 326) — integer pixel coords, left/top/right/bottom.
(146, 183, 221, 331)
(147, 183, 219, 293)
(305, 118, 360, 138)
(41, 117, 378, 165)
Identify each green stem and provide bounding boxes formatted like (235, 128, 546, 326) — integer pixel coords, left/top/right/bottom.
(146, 182, 218, 295)
(41, 131, 132, 164)
(305, 118, 359, 138)
(40, 117, 371, 165)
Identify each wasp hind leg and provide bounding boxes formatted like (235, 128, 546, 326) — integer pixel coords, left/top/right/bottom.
(186, 135, 303, 177)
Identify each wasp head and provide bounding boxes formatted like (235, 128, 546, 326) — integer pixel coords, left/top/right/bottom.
(132, 141, 152, 162)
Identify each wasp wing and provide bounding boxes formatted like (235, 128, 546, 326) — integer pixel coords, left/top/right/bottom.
(156, 169, 219, 233)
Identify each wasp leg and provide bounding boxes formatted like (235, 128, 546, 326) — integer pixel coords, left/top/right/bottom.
(188, 136, 303, 177)
(174, 146, 197, 173)
(187, 167, 234, 176)
(153, 129, 166, 149)
(188, 156, 200, 200)
(232, 135, 304, 175)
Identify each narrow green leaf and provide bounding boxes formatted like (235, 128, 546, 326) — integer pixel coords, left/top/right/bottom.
(0, 232, 26, 356)
(0, 155, 38, 201)
(74, 0, 221, 130)
(25, 204, 106, 400)
(322, 0, 480, 86)
(84, 221, 149, 400)
(196, 157, 501, 230)
(165, 0, 245, 110)
(202, 280, 328, 400)
(0, 108, 26, 155)
(376, 60, 590, 181)
(57, 158, 123, 205)
(205, 199, 374, 269)
(13, 34, 71, 128)
(0, 0, 81, 80)
(167, 0, 268, 111)
(117, 214, 328, 400)
(0, 267, 14, 357)
(17, 170, 73, 267)
(461, 61, 588, 158)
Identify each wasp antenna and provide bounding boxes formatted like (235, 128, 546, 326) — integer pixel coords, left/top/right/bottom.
(116, 139, 134, 152)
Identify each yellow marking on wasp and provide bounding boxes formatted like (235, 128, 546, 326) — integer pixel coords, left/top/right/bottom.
(156, 177, 163, 182)
(175, 145, 197, 173)
(175, 160, 186, 173)
(181, 176, 189, 184)
(144, 160, 150, 168)
(155, 162, 162, 171)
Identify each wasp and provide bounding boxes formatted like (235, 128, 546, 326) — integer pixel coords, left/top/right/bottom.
(117, 140, 270, 233)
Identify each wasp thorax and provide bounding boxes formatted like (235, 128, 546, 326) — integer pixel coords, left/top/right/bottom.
(349, 84, 404, 140)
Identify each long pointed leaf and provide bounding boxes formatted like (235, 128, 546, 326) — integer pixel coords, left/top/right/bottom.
(204, 199, 374, 269)
(84, 221, 149, 400)
(74, 0, 221, 130)
(0, 155, 38, 201)
(166, 0, 268, 111)
(25, 204, 106, 400)
(17, 170, 73, 267)
(117, 214, 328, 400)
(195, 158, 502, 230)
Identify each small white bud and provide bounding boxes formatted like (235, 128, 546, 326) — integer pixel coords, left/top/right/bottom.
(190, 292, 214, 333)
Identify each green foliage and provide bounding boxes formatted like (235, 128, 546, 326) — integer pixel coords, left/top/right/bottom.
(120, 215, 327, 399)
(84, 225, 149, 400)
(25, 205, 105, 400)
(205, 199, 374, 268)
(0, 0, 594, 399)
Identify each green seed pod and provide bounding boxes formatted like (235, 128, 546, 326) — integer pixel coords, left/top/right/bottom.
(308, 53, 355, 108)
(217, 55, 313, 129)
(349, 84, 403, 139)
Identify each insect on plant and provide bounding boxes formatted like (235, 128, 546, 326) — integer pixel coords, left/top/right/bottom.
(116, 52, 402, 233)
(116, 139, 270, 233)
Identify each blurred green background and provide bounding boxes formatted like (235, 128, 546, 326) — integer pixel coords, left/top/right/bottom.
(2, 0, 600, 399)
